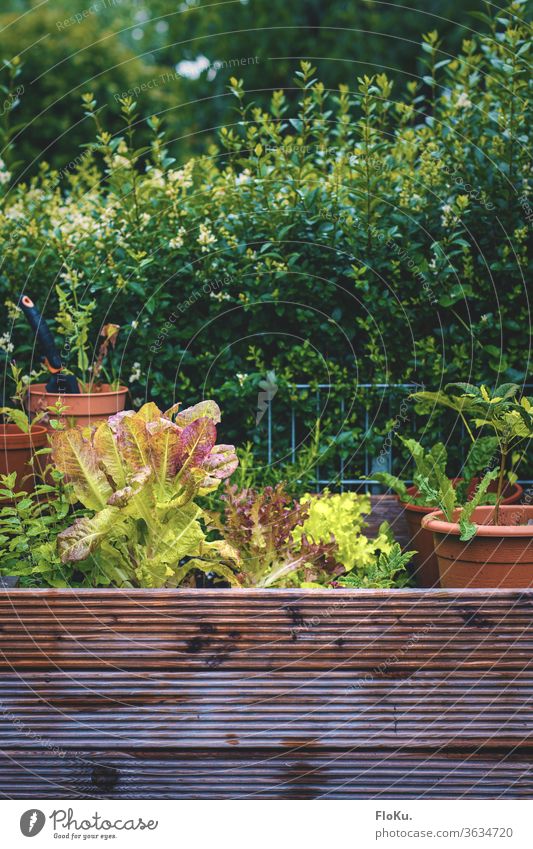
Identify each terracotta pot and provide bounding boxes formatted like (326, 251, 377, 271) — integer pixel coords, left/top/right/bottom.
(422, 504, 533, 589)
(28, 383, 128, 430)
(400, 480, 523, 589)
(0, 424, 48, 491)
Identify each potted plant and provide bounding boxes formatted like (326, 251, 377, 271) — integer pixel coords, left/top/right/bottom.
(374, 433, 522, 587)
(419, 384, 533, 588)
(0, 362, 48, 491)
(17, 293, 128, 429)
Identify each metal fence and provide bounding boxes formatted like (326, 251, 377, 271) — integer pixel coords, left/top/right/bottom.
(262, 382, 533, 490)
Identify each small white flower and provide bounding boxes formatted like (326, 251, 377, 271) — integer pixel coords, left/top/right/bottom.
(169, 227, 186, 249)
(197, 222, 216, 252)
(0, 158, 11, 185)
(0, 332, 14, 354)
(234, 168, 251, 185)
(456, 92, 472, 109)
(113, 154, 132, 170)
(131, 320, 139, 330)
(236, 372, 247, 386)
(129, 361, 142, 384)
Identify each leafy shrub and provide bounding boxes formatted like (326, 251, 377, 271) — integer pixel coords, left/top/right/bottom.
(0, 8, 174, 176)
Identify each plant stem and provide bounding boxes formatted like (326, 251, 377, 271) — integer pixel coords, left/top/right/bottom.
(494, 445, 507, 526)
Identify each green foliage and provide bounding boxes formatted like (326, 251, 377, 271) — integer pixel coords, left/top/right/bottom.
(214, 484, 412, 588)
(374, 433, 501, 511)
(50, 400, 239, 587)
(0, 471, 92, 586)
(458, 470, 500, 541)
(338, 543, 413, 588)
(0, 7, 174, 175)
(293, 490, 395, 573)
(412, 383, 533, 523)
(0, 362, 46, 432)
(0, 3, 530, 484)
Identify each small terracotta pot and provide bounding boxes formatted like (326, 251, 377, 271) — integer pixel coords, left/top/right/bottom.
(400, 480, 523, 589)
(28, 383, 128, 430)
(422, 504, 533, 589)
(0, 424, 48, 492)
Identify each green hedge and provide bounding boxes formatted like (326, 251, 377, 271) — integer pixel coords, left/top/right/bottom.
(0, 2, 530, 479)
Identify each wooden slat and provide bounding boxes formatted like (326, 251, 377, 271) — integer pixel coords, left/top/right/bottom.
(0, 750, 531, 799)
(1, 589, 532, 671)
(0, 671, 532, 749)
(0, 589, 532, 798)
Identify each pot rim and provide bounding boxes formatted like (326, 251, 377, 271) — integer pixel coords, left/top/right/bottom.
(400, 480, 523, 514)
(28, 382, 128, 398)
(421, 505, 533, 537)
(0, 422, 48, 444)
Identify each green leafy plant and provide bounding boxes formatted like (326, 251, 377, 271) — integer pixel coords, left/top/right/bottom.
(51, 400, 239, 587)
(214, 485, 413, 588)
(418, 467, 499, 540)
(0, 471, 91, 586)
(212, 483, 342, 588)
(293, 490, 399, 575)
(374, 434, 500, 509)
(0, 361, 45, 432)
(338, 543, 414, 588)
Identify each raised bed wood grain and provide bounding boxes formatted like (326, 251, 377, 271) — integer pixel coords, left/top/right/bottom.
(0, 588, 532, 798)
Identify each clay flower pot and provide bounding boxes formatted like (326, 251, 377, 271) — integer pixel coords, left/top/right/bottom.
(28, 383, 128, 430)
(422, 504, 533, 589)
(400, 480, 523, 589)
(0, 423, 48, 491)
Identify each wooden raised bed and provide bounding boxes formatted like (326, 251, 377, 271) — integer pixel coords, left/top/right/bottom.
(0, 586, 532, 799)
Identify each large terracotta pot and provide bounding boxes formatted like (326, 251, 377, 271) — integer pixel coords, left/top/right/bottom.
(400, 480, 523, 589)
(0, 424, 48, 491)
(422, 504, 533, 589)
(28, 383, 128, 430)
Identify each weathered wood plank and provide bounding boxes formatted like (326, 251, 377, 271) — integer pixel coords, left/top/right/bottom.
(1, 590, 531, 671)
(0, 671, 531, 750)
(0, 750, 531, 800)
(0, 589, 531, 798)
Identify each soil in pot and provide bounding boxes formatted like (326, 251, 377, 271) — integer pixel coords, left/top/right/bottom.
(401, 480, 523, 589)
(28, 383, 128, 430)
(422, 504, 533, 589)
(0, 424, 48, 492)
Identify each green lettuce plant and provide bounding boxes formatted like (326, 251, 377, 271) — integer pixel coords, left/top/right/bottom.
(51, 400, 239, 587)
(214, 486, 413, 588)
(293, 490, 398, 576)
